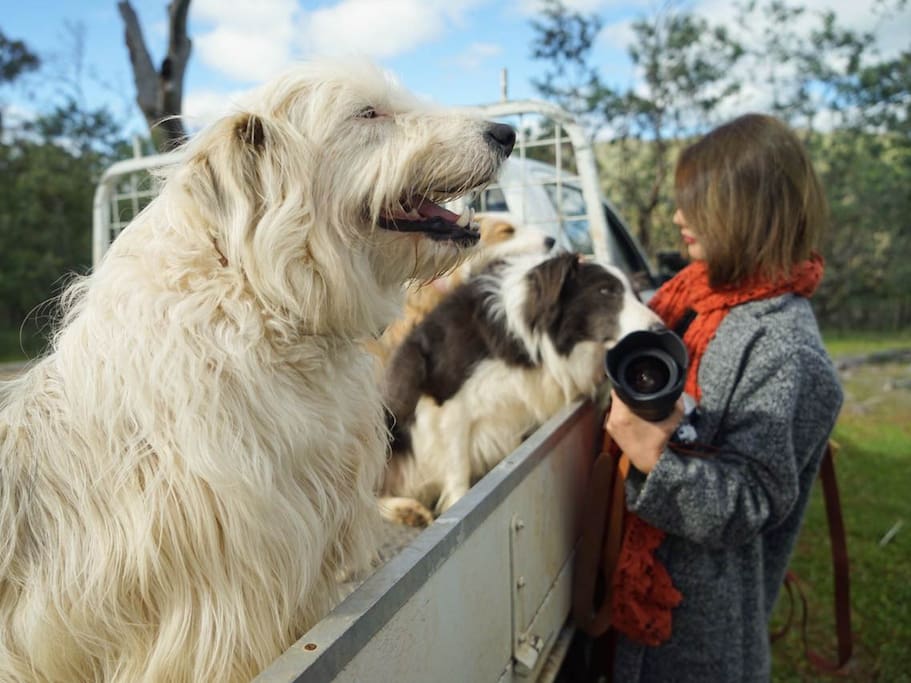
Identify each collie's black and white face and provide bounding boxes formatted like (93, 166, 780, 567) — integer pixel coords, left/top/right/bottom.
(494, 252, 662, 360)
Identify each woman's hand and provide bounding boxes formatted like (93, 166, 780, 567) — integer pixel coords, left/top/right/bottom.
(605, 390, 685, 474)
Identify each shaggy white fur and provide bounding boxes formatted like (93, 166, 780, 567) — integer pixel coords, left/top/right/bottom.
(0, 60, 511, 682)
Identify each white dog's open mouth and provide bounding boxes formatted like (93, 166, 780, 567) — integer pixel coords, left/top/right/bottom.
(378, 198, 479, 245)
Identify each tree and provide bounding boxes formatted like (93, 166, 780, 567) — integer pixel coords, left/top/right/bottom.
(731, 0, 911, 329)
(117, 0, 192, 152)
(530, 1, 744, 253)
(0, 30, 40, 84)
(0, 33, 130, 355)
(530, 0, 604, 134)
(0, 30, 40, 136)
(530, 0, 910, 329)
(0, 103, 129, 336)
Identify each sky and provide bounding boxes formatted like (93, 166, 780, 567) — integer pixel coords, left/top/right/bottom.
(3, 0, 909, 140)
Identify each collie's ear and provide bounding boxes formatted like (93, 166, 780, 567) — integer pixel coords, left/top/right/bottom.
(524, 252, 578, 331)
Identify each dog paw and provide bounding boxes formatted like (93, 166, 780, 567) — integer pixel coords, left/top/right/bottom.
(378, 497, 434, 527)
(435, 484, 469, 516)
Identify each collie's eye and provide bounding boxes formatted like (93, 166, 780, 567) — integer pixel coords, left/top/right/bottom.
(357, 107, 378, 119)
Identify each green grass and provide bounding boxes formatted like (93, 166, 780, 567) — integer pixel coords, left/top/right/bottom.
(822, 330, 911, 357)
(771, 342, 911, 682)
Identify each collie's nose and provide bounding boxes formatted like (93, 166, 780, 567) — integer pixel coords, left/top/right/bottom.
(484, 122, 516, 156)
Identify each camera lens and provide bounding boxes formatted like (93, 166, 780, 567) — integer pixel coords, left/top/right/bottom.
(605, 329, 689, 422)
(623, 356, 671, 395)
(617, 349, 677, 399)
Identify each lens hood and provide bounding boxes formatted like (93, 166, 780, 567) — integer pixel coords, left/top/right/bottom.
(605, 329, 689, 422)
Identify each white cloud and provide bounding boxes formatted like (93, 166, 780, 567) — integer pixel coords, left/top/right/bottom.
(597, 16, 635, 56)
(0, 103, 39, 143)
(689, 0, 911, 64)
(515, 0, 655, 16)
(181, 0, 501, 128)
(191, 0, 299, 82)
(182, 88, 253, 129)
(453, 42, 504, 69)
(196, 26, 296, 82)
(192, 0, 300, 29)
(188, 0, 493, 81)
(298, 0, 486, 60)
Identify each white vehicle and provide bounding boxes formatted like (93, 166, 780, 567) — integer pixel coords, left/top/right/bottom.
(91, 100, 652, 682)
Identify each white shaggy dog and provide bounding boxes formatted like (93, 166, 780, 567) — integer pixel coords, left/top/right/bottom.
(0, 60, 513, 682)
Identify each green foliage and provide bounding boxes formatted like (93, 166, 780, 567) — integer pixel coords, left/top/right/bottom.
(0, 37, 131, 356)
(822, 330, 911, 356)
(530, 0, 911, 330)
(530, 1, 744, 252)
(529, 0, 603, 125)
(0, 30, 40, 85)
(811, 129, 911, 330)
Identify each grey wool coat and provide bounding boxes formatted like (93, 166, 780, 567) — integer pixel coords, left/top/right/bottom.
(613, 294, 843, 682)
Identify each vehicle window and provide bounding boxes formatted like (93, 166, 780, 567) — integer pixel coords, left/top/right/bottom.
(542, 184, 593, 254)
(604, 204, 656, 290)
(472, 187, 508, 212)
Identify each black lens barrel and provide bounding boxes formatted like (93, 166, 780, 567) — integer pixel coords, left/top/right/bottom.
(605, 330, 689, 422)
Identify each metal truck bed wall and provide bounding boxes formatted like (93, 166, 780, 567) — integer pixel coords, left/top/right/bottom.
(255, 400, 601, 683)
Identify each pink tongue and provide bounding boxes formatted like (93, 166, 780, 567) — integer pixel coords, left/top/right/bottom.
(416, 198, 459, 223)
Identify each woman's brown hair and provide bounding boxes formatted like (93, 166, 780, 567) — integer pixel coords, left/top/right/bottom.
(674, 113, 828, 288)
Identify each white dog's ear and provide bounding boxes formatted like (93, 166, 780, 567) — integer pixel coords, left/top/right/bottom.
(524, 253, 578, 331)
(183, 111, 283, 236)
(234, 113, 267, 148)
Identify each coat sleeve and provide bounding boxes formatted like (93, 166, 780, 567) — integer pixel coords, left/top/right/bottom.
(623, 339, 840, 549)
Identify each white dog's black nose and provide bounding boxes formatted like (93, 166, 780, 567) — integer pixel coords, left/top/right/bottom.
(485, 122, 516, 156)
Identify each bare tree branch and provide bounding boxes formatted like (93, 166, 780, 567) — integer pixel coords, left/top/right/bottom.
(118, 0, 192, 151)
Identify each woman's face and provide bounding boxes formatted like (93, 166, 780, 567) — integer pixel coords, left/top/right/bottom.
(673, 209, 706, 261)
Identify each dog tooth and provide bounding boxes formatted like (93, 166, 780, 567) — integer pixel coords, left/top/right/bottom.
(456, 205, 471, 228)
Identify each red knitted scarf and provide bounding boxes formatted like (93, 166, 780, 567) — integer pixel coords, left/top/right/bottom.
(608, 254, 825, 646)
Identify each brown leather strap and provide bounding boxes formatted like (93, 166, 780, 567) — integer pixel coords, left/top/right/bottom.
(772, 443, 853, 673)
(572, 430, 627, 638)
(809, 442, 853, 671)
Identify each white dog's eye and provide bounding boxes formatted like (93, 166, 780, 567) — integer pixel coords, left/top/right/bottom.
(357, 107, 378, 120)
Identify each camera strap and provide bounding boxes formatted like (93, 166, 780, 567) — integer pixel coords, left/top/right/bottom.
(572, 431, 627, 639)
(770, 442, 853, 673)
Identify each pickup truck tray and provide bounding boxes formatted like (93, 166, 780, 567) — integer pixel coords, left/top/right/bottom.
(255, 400, 601, 683)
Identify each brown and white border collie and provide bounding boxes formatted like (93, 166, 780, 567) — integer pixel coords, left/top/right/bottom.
(379, 251, 662, 524)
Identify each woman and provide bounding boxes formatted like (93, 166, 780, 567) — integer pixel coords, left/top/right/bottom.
(604, 113, 843, 681)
